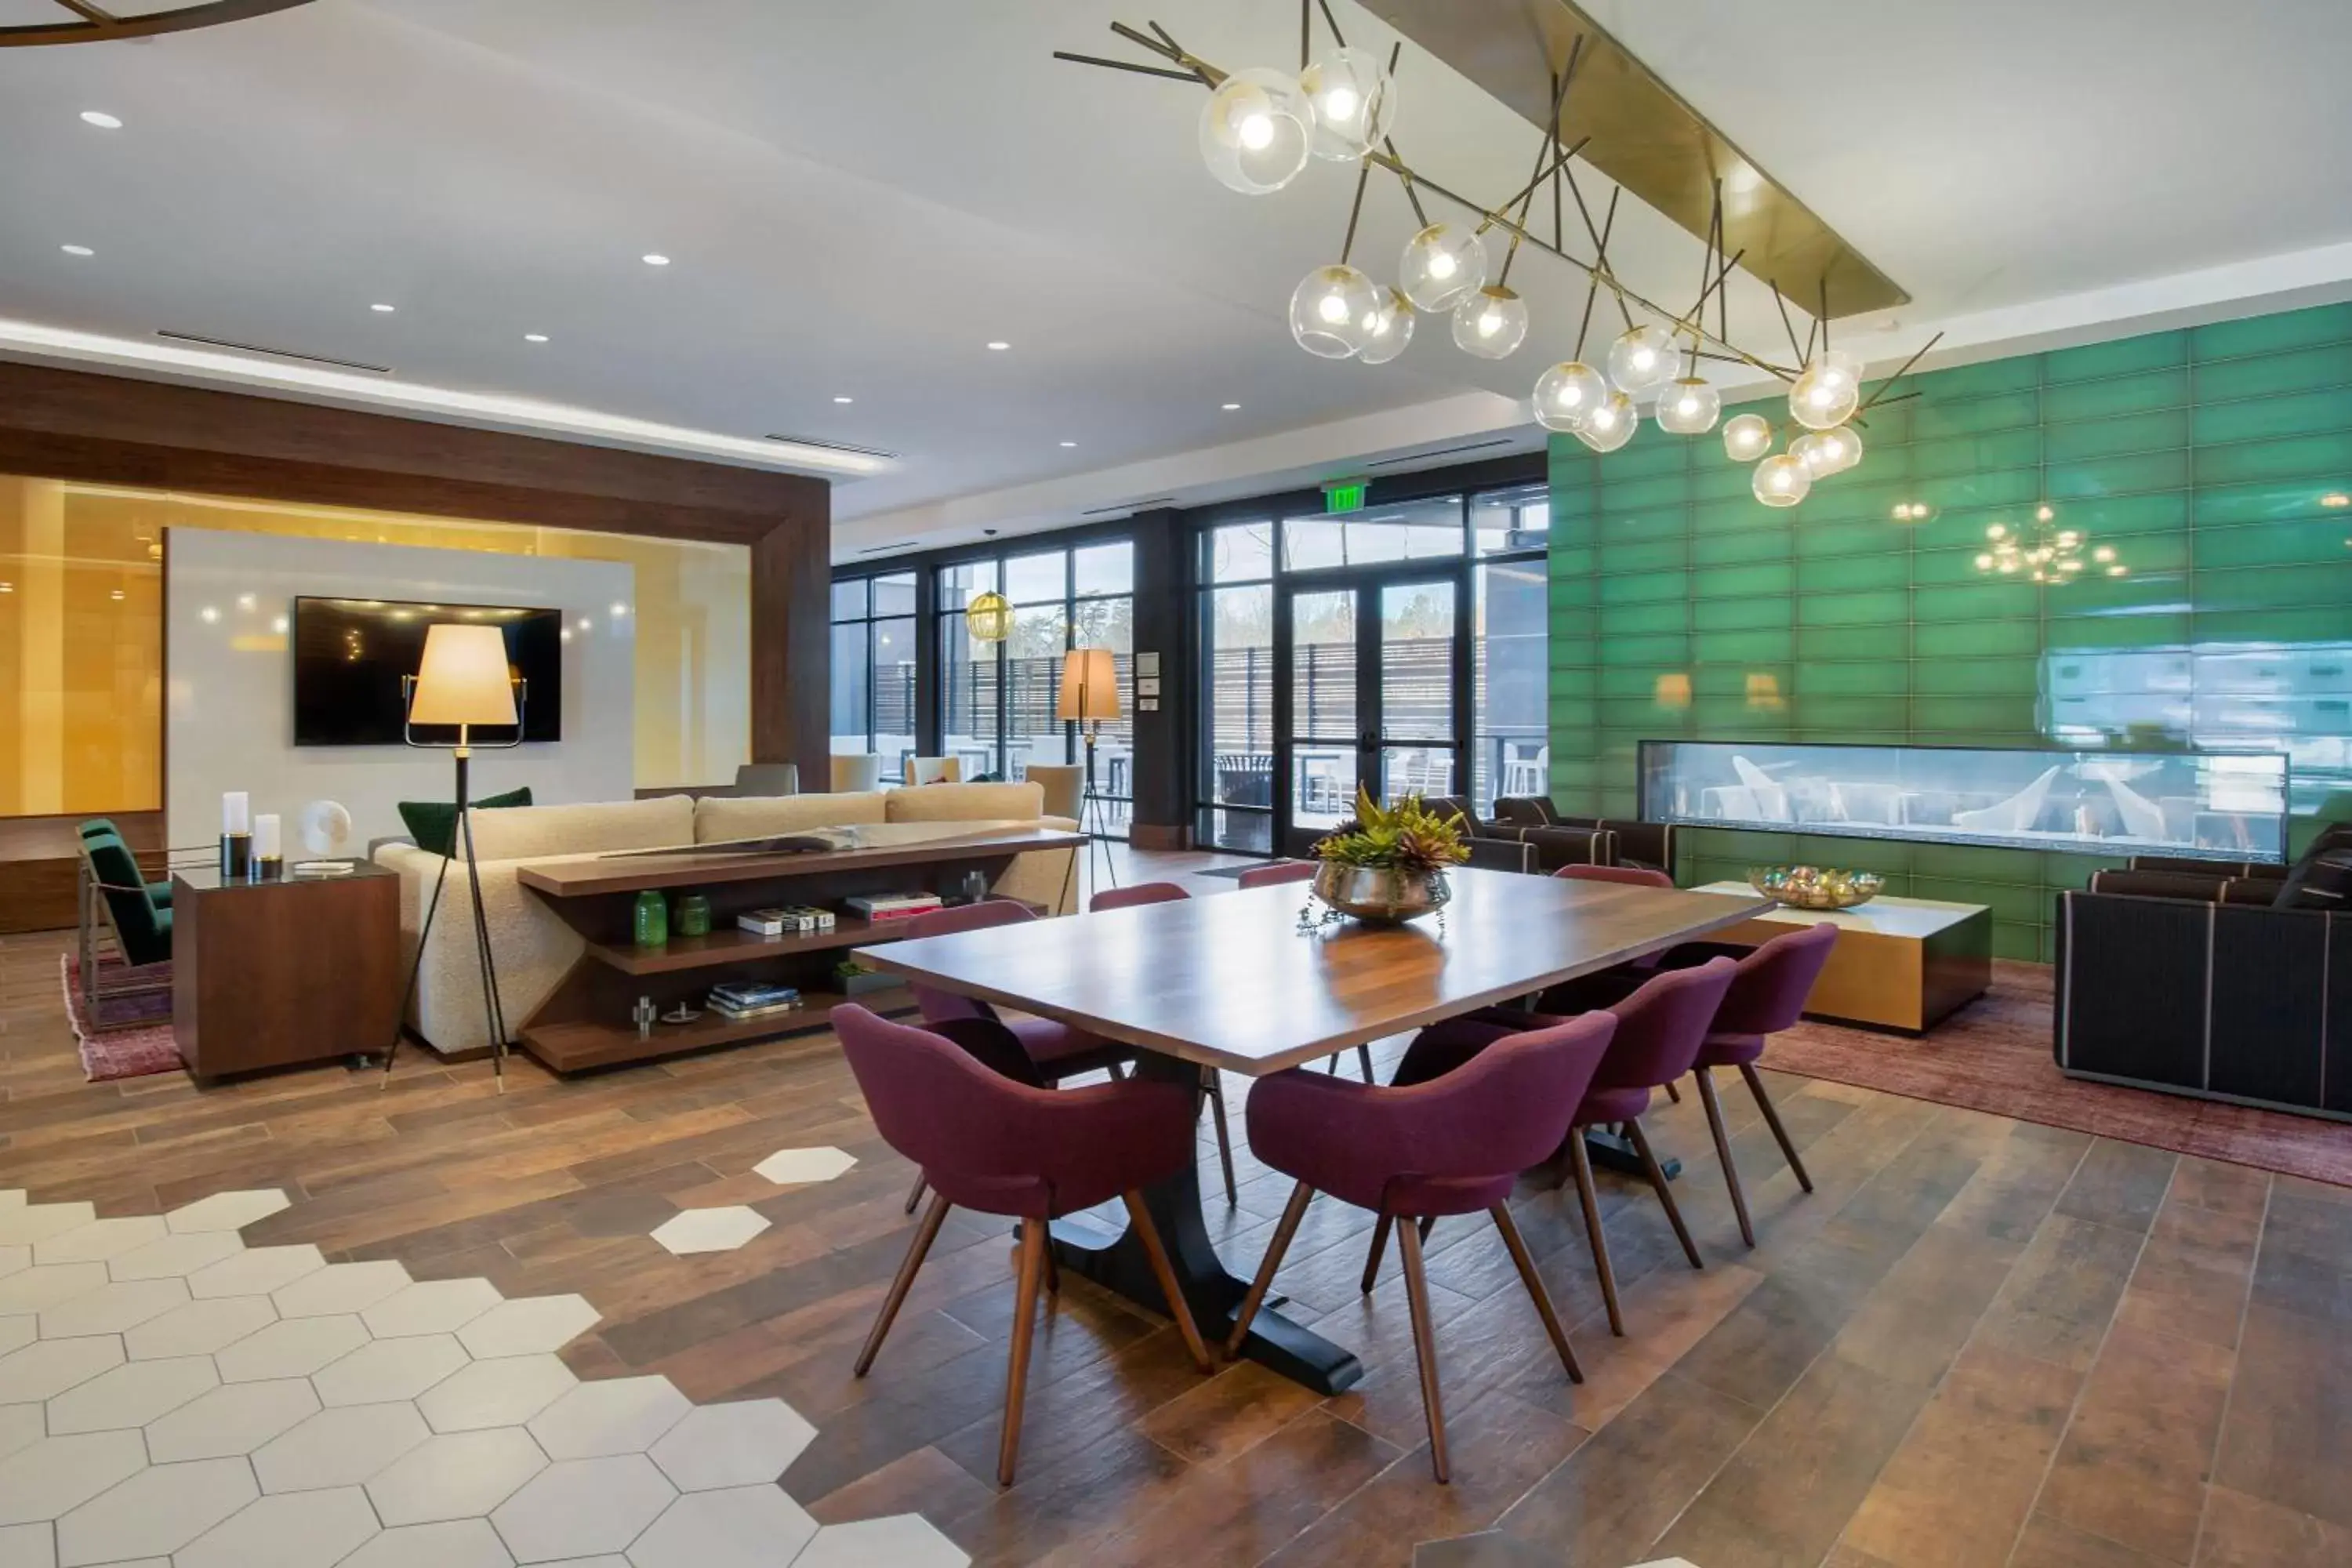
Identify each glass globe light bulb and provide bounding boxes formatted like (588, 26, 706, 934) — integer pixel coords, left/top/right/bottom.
(1722, 412, 1773, 461)
(1752, 452, 1813, 507)
(1451, 285, 1528, 359)
(1574, 390, 1637, 453)
(1656, 377, 1722, 435)
(1789, 355, 1862, 430)
(1790, 431, 1828, 472)
(1298, 47, 1396, 161)
(1606, 323, 1682, 394)
(1398, 223, 1488, 312)
(1532, 361, 1608, 432)
(1813, 426, 1863, 475)
(1288, 263, 1380, 358)
(1198, 68, 1315, 194)
(1358, 287, 1415, 365)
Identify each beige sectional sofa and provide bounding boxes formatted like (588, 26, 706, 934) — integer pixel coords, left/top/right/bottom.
(374, 782, 1077, 1057)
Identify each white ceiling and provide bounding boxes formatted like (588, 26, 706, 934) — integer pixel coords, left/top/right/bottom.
(3, 0, 2350, 560)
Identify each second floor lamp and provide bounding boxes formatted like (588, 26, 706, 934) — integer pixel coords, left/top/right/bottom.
(1057, 647, 1121, 894)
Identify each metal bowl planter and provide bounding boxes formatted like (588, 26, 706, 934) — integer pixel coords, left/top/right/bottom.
(1312, 862, 1454, 924)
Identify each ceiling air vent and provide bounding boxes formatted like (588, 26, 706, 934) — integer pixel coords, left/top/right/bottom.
(1081, 496, 1175, 517)
(1366, 437, 1514, 468)
(155, 330, 391, 375)
(855, 540, 916, 554)
(766, 434, 901, 462)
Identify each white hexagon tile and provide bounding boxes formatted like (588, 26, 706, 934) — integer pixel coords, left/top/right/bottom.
(752, 1146, 858, 1187)
(0, 1185, 970, 1566)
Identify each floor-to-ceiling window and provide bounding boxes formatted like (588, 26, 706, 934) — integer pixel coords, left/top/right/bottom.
(1200, 522, 1276, 853)
(1472, 484, 1551, 813)
(829, 570, 915, 777)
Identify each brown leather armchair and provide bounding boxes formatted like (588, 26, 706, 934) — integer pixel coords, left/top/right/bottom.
(1492, 797, 1672, 875)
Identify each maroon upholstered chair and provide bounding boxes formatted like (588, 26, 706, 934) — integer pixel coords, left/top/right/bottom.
(1236, 860, 1317, 889)
(1232, 1011, 1618, 1482)
(896, 899, 1131, 1217)
(1552, 863, 1675, 889)
(1087, 883, 1239, 1206)
(1675, 923, 1838, 1247)
(834, 1004, 1211, 1486)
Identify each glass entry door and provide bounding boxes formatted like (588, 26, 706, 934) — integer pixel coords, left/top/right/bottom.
(1276, 575, 1462, 855)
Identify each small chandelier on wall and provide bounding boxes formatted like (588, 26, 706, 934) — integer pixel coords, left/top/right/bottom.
(1, 1, 318, 47)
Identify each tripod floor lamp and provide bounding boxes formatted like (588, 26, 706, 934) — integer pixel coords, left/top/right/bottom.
(1058, 647, 1122, 898)
(383, 622, 526, 1091)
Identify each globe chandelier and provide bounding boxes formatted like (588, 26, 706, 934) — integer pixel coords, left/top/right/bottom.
(0, 0, 315, 46)
(1055, 4, 1942, 508)
(1974, 506, 2128, 585)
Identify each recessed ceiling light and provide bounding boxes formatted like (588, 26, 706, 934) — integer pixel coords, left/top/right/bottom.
(987, 341, 1011, 351)
(60, 245, 93, 257)
(1221, 401, 1241, 410)
(1059, 441, 1077, 448)
(79, 111, 122, 129)
(641, 253, 671, 267)
(523, 333, 549, 343)
(369, 303, 395, 314)
(833, 395, 854, 405)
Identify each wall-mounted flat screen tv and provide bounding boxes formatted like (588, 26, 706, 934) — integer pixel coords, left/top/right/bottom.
(292, 597, 562, 746)
(1638, 740, 2289, 862)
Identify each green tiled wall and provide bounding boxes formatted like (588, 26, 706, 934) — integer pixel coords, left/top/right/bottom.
(1548, 300, 2352, 962)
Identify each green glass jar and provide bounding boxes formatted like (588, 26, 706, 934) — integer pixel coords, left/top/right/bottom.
(633, 888, 669, 948)
(676, 894, 712, 939)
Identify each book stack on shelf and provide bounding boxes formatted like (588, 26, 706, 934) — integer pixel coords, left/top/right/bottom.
(738, 905, 837, 937)
(708, 980, 802, 1021)
(844, 891, 944, 924)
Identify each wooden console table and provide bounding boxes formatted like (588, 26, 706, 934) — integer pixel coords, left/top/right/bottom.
(174, 861, 402, 1081)
(510, 821, 1083, 1073)
(1689, 881, 1992, 1034)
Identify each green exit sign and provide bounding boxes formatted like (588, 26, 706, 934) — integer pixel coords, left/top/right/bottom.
(1323, 480, 1369, 514)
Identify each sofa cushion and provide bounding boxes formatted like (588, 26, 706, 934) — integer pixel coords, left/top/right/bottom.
(884, 781, 1044, 824)
(2273, 848, 2352, 910)
(399, 787, 534, 858)
(460, 795, 694, 862)
(695, 792, 886, 842)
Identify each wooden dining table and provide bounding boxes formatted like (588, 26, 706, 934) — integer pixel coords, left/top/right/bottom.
(854, 867, 1772, 1394)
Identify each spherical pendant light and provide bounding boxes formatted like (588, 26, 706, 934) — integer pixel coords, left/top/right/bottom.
(1575, 390, 1637, 452)
(1752, 451, 1813, 507)
(1722, 412, 1773, 461)
(1789, 354, 1862, 430)
(1451, 285, 1528, 359)
(1656, 377, 1722, 435)
(1605, 323, 1682, 395)
(1298, 48, 1396, 162)
(1398, 223, 1488, 312)
(1532, 361, 1608, 431)
(1290, 264, 1381, 358)
(1198, 67, 1316, 194)
(1802, 424, 1864, 476)
(967, 591, 1014, 643)
(1358, 287, 1414, 365)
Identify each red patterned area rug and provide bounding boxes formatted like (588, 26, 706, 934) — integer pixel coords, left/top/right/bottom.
(1767, 960, 2352, 1188)
(59, 954, 185, 1082)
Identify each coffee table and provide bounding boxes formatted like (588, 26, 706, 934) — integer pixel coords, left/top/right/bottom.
(1690, 882, 1991, 1033)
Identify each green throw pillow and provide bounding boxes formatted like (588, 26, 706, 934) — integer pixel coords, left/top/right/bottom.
(397, 787, 533, 858)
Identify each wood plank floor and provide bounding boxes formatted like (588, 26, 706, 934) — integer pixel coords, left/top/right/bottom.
(4, 849, 2348, 1567)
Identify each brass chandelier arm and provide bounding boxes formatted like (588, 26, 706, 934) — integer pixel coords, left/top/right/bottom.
(2, 0, 314, 45)
(53, 1, 120, 24)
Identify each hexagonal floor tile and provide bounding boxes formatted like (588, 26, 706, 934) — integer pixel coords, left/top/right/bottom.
(32, 1215, 166, 1267)
(647, 1399, 815, 1491)
(0, 1323, 28, 1363)
(187, 1244, 327, 1301)
(54, 1455, 256, 1563)
(311, 1334, 468, 1406)
(489, 1455, 675, 1563)
(37, 1278, 189, 1338)
(124, 1294, 275, 1360)
(271, 1260, 410, 1319)
(339, 1517, 516, 1568)
(366, 1427, 548, 1526)
(106, 1229, 244, 1283)
(362, 1279, 503, 1338)
(143, 1379, 321, 1462)
(165, 1189, 292, 1235)
(793, 1514, 971, 1568)
(0, 1523, 48, 1568)
(527, 1376, 691, 1461)
(0, 1408, 41, 1468)
(0, 1250, 25, 1284)
(0, 1337, 123, 1403)
(0, 1431, 147, 1525)
(254, 1403, 431, 1494)
(0, 1207, 95, 1250)
(418, 1353, 576, 1432)
(215, 1315, 369, 1382)
(176, 1485, 381, 1568)
(648, 1207, 769, 1257)
(45, 1354, 217, 1433)
(626, 1484, 817, 1568)
(456, 1295, 598, 1359)
(750, 1147, 858, 1186)
(0, 1265, 107, 1316)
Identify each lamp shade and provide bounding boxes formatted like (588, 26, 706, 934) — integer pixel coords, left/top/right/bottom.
(1056, 648, 1120, 723)
(408, 623, 518, 727)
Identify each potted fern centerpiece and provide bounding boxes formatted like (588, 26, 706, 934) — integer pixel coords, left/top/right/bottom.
(1308, 787, 1472, 924)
